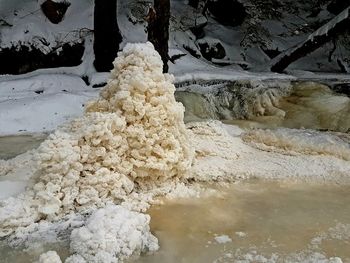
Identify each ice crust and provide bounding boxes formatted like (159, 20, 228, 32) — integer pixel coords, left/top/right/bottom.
(242, 128, 350, 161)
(176, 80, 291, 122)
(190, 121, 350, 183)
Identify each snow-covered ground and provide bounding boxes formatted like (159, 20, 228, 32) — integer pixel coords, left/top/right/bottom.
(0, 74, 97, 135)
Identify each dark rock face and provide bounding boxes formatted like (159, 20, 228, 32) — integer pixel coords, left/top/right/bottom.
(41, 0, 71, 24)
(190, 16, 208, 39)
(190, 26, 205, 39)
(183, 45, 201, 58)
(207, 0, 246, 27)
(333, 83, 350, 97)
(0, 42, 84, 75)
(197, 41, 226, 61)
(188, 0, 199, 8)
(327, 0, 349, 15)
(262, 48, 281, 59)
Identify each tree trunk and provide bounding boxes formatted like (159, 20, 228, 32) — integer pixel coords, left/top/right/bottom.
(270, 7, 350, 73)
(93, 0, 122, 72)
(147, 0, 170, 73)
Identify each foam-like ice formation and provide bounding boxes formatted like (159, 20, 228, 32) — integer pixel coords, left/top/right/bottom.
(0, 42, 194, 236)
(68, 205, 158, 262)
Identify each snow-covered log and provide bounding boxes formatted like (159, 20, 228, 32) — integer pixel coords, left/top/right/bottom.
(270, 7, 350, 73)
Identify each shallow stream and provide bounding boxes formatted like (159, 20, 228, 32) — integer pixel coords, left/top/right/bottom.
(177, 81, 350, 132)
(136, 181, 350, 263)
(1, 181, 349, 263)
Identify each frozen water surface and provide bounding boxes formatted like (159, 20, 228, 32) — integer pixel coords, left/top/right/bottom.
(0, 134, 45, 160)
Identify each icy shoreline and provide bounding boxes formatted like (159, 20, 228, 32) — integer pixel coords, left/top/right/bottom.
(1, 70, 350, 137)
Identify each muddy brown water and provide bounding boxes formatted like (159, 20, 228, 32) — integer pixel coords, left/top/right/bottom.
(134, 181, 350, 263)
(1, 180, 349, 263)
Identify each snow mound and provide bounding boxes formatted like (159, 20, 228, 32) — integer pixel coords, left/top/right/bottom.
(68, 205, 158, 263)
(0, 42, 194, 236)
